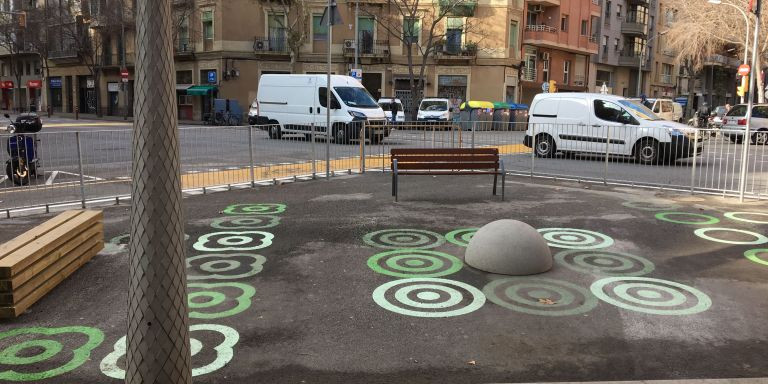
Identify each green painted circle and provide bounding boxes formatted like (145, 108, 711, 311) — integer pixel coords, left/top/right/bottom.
(394, 284, 463, 309)
(745, 249, 768, 267)
(724, 212, 768, 224)
(445, 228, 478, 247)
(363, 229, 445, 249)
(200, 260, 239, 273)
(635, 289, 663, 300)
(693, 227, 768, 245)
(217, 235, 252, 246)
(622, 201, 680, 211)
(555, 250, 655, 277)
(0, 340, 63, 365)
(372, 278, 486, 318)
(537, 228, 615, 250)
(367, 250, 462, 278)
(483, 277, 597, 316)
(655, 212, 720, 225)
(223, 203, 286, 215)
(187, 291, 227, 309)
(590, 277, 712, 315)
(211, 215, 281, 229)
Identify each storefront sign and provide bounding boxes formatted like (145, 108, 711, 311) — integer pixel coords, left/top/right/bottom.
(87, 79, 95, 89)
(108, 82, 120, 92)
(27, 80, 42, 89)
(49, 78, 62, 88)
(207, 70, 217, 84)
(1, 81, 14, 89)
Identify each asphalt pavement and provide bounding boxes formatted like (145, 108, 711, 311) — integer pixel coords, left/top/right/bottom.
(0, 173, 766, 383)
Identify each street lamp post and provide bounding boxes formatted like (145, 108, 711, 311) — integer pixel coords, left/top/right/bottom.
(638, 30, 668, 98)
(709, 0, 751, 103)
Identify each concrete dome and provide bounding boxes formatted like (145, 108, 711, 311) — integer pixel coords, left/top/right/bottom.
(465, 220, 552, 275)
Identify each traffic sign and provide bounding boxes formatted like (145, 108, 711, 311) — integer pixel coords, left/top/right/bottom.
(738, 64, 751, 76)
(121, 69, 129, 78)
(541, 82, 549, 93)
(207, 70, 217, 84)
(350, 68, 362, 80)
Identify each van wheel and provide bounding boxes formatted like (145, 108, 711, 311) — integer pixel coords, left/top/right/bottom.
(534, 134, 556, 158)
(634, 138, 659, 164)
(752, 129, 768, 145)
(268, 120, 282, 139)
(729, 135, 743, 144)
(333, 124, 350, 144)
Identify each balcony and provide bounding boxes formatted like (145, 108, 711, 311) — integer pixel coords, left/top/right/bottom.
(527, 0, 560, 6)
(343, 39, 390, 58)
(621, 20, 647, 36)
(175, 39, 196, 59)
(618, 53, 647, 68)
(659, 74, 673, 84)
(572, 74, 586, 86)
(524, 25, 597, 54)
(434, 43, 477, 62)
(439, 0, 477, 17)
(704, 54, 740, 68)
(522, 68, 537, 82)
(50, 49, 81, 63)
(98, 52, 136, 67)
(253, 37, 290, 55)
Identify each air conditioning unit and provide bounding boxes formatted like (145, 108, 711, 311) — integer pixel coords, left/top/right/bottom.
(530, 5, 543, 13)
(344, 40, 355, 49)
(254, 39, 270, 51)
(540, 52, 550, 61)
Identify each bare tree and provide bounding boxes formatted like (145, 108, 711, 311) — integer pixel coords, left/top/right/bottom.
(0, 10, 28, 112)
(253, 0, 310, 72)
(172, 0, 197, 52)
(25, 1, 54, 114)
(665, 0, 768, 114)
(365, 0, 484, 118)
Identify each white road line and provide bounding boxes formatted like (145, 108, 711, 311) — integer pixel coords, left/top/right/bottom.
(45, 171, 59, 186)
(0, 175, 7, 184)
(56, 170, 105, 181)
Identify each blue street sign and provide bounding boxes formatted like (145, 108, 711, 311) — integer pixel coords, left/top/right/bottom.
(49, 77, 62, 89)
(207, 70, 217, 84)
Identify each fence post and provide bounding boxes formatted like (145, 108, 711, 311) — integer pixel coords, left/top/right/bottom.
(311, 122, 317, 178)
(690, 128, 699, 194)
(360, 122, 366, 173)
(326, 123, 331, 179)
(471, 121, 476, 149)
(530, 123, 536, 178)
(75, 132, 86, 208)
(603, 125, 610, 186)
(248, 125, 255, 187)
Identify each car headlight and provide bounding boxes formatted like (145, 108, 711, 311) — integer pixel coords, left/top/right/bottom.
(7, 125, 15, 134)
(348, 111, 366, 119)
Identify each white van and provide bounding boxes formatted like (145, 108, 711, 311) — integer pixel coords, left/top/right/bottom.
(378, 98, 405, 123)
(417, 98, 451, 121)
(523, 93, 703, 164)
(256, 74, 388, 143)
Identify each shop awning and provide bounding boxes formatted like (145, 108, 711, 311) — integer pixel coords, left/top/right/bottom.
(176, 84, 194, 91)
(186, 85, 217, 96)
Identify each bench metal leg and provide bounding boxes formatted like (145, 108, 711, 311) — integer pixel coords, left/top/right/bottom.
(392, 159, 399, 202)
(492, 169, 498, 196)
(501, 160, 506, 201)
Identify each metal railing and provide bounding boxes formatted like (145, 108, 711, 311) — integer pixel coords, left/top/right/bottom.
(659, 74, 673, 84)
(2, 120, 766, 216)
(525, 25, 558, 33)
(522, 68, 537, 82)
(343, 39, 390, 56)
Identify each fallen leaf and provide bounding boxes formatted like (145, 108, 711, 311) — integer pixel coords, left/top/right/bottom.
(538, 298, 556, 305)
(467, 360, 476, 366)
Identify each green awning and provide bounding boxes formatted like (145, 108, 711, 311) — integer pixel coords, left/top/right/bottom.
(186, 85, 217, 96)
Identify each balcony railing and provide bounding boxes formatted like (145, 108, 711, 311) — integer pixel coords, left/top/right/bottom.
(98, 52, 136, 67)
(522, 68, 537, 82)
(525, 24, 558, 33)
(434, 43, 477, 59)
(572, 74, 586, 86)
(175, 39, 195, 55)
(50, 49, 79, 59)
(253, 37, 290, 54)
(343, 39, 390, 57)
(659, 74, 673, 84)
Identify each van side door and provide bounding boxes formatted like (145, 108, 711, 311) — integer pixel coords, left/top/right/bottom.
(555, 97, 593, 152)
(317, 86, 342, 134)
(591, 99, 636, 155)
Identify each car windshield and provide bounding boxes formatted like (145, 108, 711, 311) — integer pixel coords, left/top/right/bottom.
(420, 101, 448, 111)
(379, 101, 402, 111)
(333, 87, 379, 108)
(618, 100, 663, 121)
(726, 105, 747, 116)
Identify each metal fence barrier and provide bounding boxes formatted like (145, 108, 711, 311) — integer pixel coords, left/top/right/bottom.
(1, 120, 766, 215)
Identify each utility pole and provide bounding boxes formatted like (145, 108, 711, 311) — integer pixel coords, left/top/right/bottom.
(739, 0, 761, 202)
(354, 0, 358, 70)
(125, 0, 193, 382)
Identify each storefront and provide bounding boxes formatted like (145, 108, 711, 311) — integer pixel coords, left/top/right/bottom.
(49, 77, 63, 112)
(1, 81, 13, 110)
(186, 85, 218, 121)
(437, 75, 468, 100)
(27, 80, 42, 112)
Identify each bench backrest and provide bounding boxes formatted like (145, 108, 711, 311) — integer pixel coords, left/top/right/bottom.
(391, 148, 499, 171)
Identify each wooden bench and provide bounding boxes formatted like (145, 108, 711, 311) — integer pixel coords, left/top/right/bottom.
(391, 148, 505, 201)
(0, 210, 104, 318)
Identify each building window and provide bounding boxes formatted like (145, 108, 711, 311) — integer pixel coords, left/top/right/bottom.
(176, 70, 193, 84)
(178, 15, 190, 51)
(563, 61, 570, 85)
(542, 59, 549, 82)
(202, 10, 214, 40)
(312, 14, 328, 41)
(617, 4, 622, 18)
(602, 35, 608, 54)
(446, 17, 464, 53)
(596, 70, 612, 87)
(561, 15, 568, 31)
(615, 38, 619, 51)
(403, 17, 420, 44)
(581, 20, 588, 35)
(605, 1, 611, 18)
(509, 20, 518, 51)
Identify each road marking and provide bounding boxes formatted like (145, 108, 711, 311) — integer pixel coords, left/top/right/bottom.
(0, 176, 6, 184)
(56, 171, 105, 181)
(45, 171, 59, 186)
(45, 122, 132, 128)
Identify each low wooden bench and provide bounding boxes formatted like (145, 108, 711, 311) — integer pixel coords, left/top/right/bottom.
(0, 210, 104, 318)
(391, 148, 505, 201)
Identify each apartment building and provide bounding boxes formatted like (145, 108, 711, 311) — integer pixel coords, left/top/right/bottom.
(519, 0, 600, 104)
(0, 0, 45, 112)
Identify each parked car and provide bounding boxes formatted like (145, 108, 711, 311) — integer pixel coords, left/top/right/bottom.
(523, 93, 703, 164)
(417, 98, 451, 121)
(378, 98, 405, 124)
(633, 98, 683, 123)
(721, 104, 768, 145)
(255, 74, 388, 144)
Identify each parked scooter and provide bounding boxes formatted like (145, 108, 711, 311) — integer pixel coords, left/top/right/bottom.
(4, 113, 43, 186)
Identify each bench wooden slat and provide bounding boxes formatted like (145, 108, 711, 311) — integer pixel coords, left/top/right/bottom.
(0, 241, 103, 318)
(0, 223, 103, 293)
(392, 155, 500, 163)
(392, 148, 498, 155)
(0, 210, 102, 278)
(396, 162, 498, 171)
(0, 210, 82, 261)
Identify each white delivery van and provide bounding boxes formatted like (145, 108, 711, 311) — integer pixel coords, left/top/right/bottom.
(256, 74, 388, 143)
(523, 93, 703, 164)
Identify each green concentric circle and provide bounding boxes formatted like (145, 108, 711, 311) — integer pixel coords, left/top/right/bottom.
(555, 250, 655, 276)
(622, 200, 680, 211)
(483, 277, 597, 316)
(655, 212, 720, 225)
(744, 249, 768, 267)
(211, 215, 281, 229)
(445, 228, 478, 247)
(537, 228, 615, 250)
(372, 278, 485, 318)
(367, 250, 462, 278)
(363, 229, 445, 249)
(0, 340, 63, 365)
(590, 277, 712, 315)
(693, 227, 768, 245)
(188, 292, 227, 309)
(724, 212, 768, 224)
